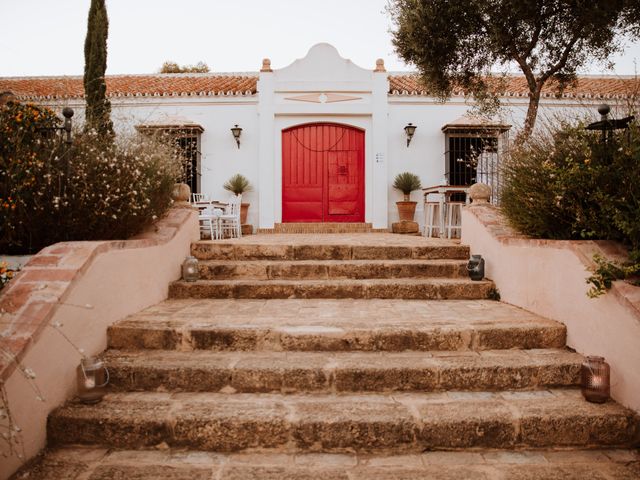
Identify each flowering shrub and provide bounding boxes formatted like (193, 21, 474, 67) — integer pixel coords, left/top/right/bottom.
(0, 261, 17, 290)
(501, 120, 640, 295)
(0, 101, 181, 254)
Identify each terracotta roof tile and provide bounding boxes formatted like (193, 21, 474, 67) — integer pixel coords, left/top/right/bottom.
(388, 74, 640, 99)
(0, 74, 258, 100)
(0, 73, 636, 100)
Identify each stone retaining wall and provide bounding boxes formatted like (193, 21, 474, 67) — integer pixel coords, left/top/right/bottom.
(0, 207, 199, 479)
(462, 204, 640, 413)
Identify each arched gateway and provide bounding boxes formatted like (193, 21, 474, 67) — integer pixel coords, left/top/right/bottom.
(282, 122, 365, 223)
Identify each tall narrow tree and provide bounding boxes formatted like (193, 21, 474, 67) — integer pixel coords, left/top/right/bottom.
(84, 0, 113, 137)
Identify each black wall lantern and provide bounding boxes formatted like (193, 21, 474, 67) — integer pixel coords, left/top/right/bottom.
(404, 123, 417, 147)
(231, 124, 242, 148)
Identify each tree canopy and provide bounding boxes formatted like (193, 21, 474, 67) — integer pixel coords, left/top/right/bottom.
(83, 0, 113, 138)
(159, 61, 210, 74)
(388, 0, 640, 139)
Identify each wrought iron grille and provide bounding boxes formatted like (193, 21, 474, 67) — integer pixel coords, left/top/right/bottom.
(136, 125, 202, 194)
(443, 129, 509, 205)
(173, 131, 201, 194)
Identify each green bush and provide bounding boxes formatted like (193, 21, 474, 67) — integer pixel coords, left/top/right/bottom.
(501, 121, 640, 245)
(501, 120, 640, 294)
(0, 101, 181, 254)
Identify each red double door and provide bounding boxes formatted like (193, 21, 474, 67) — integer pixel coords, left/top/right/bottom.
(282, 123, 365, 223)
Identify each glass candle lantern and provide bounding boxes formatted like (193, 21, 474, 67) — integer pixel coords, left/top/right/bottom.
(182, 256, 199, 282)
(581, 356, 610, 403)
(77, 357, 109, 404)
(467, 254, 485, 281)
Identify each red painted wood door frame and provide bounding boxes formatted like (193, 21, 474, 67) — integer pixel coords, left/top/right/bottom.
(282, 123, 365, 223)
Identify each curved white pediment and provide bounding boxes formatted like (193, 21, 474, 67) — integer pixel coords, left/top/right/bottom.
(275, 43, 372, 83)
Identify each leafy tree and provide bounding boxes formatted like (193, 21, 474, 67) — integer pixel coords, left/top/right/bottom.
(388, 0, 640, 140)
(83, 0, 113, 138)
(159, 61, 210, 73)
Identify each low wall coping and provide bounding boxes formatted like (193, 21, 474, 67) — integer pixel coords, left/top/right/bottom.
(465, 204, 640, 322)
(0, 207, 197, 381)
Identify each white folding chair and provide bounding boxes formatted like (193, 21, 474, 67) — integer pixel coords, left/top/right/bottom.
(199, 206, 223, 240)
(220, 195, 242, 238)
(191, 193, 208, 204)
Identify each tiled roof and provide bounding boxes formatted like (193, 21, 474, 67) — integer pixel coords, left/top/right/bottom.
(389, 74, 640, 99)
(1, 72, 637, 100)
(0, 74, 258, 100)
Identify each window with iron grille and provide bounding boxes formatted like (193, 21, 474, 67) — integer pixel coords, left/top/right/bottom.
(136, 123, 203, 194)
(172, 130, 202, 194)
(441, 121, 510, 204)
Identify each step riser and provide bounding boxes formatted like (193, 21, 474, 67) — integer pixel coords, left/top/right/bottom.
(168, 282, 492, 300)
(48, 398, 640, 452)
(107, 363, 581, 393)
(191, 244, 470, 261)
(17, 448, 640, 480)
(198, 262, 468, 280)
(108, 325, 567, 352)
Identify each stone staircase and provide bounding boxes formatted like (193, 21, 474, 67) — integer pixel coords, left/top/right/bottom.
(169, 240, 494, 300)
(14, 236, 640, 479)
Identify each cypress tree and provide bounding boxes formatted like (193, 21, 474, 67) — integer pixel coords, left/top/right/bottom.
(83, 0, 113, 138)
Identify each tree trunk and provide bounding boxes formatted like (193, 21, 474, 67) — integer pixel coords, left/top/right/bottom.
(518, 86, 542, 143)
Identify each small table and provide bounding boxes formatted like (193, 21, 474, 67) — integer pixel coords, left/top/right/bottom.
(194, 200, 228, 212)
(422, 185, 470, 238)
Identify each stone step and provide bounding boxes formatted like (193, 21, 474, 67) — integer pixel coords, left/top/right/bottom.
(107, 299, 567, 352)
(13, 447, 640, 480)
(197, 259, 468, 280)
(48, 390, 640, 452)
(261, 222, 375, 234)
(168, 278, 494, 300)
(191, 241, 470, 261)
(104, 349, 582, 393)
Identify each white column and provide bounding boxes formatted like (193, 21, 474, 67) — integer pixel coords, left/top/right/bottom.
(257, 63, 276, 229)
(371, 67, 389, 229)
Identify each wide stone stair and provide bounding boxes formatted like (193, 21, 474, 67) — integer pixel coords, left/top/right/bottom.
(13, 237, 640, 479)
(169, 240, 494, 299)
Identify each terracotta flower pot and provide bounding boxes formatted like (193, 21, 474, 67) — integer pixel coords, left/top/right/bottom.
(396, 201, 417, 222)
(240, 203, 250, 224)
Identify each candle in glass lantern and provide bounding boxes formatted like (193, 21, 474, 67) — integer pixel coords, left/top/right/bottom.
(581, 356, 610, 403)
(77, 357, 109, 404)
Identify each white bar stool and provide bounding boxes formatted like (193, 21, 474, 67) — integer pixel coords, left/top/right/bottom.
(424, 202, 442, 238)
(444, 202, 464, 239)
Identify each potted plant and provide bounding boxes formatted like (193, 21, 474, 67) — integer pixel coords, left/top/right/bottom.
(393, 172, 422, 222)
(223, 173, 253, 224)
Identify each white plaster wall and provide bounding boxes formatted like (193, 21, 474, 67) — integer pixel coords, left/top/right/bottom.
(462, 206, 640, 413)
(43, 52, 625, 231)
(387, 100, 471, 225)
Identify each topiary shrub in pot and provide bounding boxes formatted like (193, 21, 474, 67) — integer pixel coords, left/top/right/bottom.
(393, 172, 422, 221)
(223, 173, 253, 224)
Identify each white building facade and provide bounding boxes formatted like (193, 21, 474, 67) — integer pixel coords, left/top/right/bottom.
(1, 43, 632, 230)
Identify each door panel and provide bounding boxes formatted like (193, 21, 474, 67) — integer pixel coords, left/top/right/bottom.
(282, 123, 364, 223)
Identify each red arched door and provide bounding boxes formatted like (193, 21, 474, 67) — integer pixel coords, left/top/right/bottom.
(282, 123, 365, 223)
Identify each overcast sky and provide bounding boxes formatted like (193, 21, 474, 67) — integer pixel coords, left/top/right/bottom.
(1, 0, 639, 77)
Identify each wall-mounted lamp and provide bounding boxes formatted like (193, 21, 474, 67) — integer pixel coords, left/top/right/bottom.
(231, 124, 242, 148)
(404, 123, 417, 147)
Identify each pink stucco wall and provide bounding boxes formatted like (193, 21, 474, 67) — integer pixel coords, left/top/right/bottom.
(462, 204, 640, 414)
(0, 207, 199, 479)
